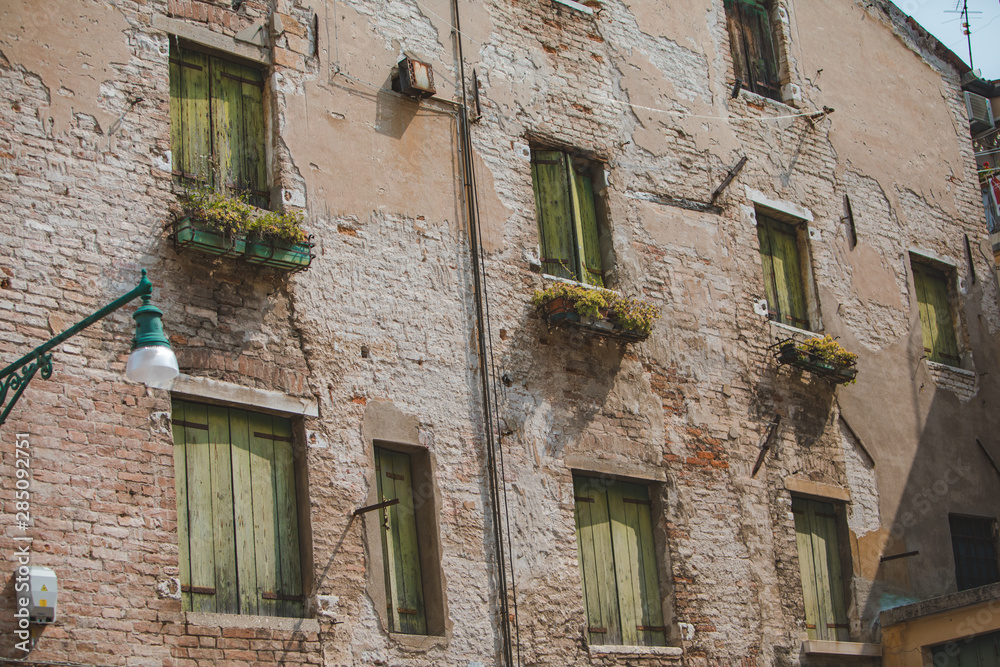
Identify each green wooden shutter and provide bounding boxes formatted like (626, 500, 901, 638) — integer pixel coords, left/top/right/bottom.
(574, 477, 622, 644)
(532, 150, 577, 281)
(913, 263, 960, 365)
(792, 497, 849, 642)
(169, 46, 212, 182)
(758, 215, 808, 328)
(172, 400, 301, 618)
(574, 477, 664, 647)
(724, 0, 780, 100)
(375, 448, 427, 635)
(569, 159, 605, 287)
(211, 57, 267, 206)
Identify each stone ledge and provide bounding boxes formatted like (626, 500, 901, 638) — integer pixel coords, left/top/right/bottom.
(785, 477, 851, 502)
(388, 633, 450, 652)
(171, 374, 319, 417)
(185, 611, 320, 633)
(879, 581, 1000, 628)
(588, 645, 683, 657)
(803, 640, 881, 657)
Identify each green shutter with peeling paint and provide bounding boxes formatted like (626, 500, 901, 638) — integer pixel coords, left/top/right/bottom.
(169, 45, 212, 183)
(574, 477, 664, 647)
(569, 158, 605, 287)
(793, 497, 849, 642)
(375, 447, 427, 634)
(758, 214, 809, 328)
(532, 150, 577, 280)
(171, 399, 301, 617)
(913, 262, 960, 365)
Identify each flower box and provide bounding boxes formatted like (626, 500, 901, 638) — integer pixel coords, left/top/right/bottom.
(173, 217, 246, 258)
(539, 294, 652, 343)
(244, 238, 314, 273)
(775, 340, 858, 385)
(172, 217, 314, 273)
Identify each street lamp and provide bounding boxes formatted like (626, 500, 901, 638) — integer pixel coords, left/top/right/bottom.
(0, 270, 178, 427)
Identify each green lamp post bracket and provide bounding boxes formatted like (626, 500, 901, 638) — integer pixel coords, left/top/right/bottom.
(0, 270, 171, 428)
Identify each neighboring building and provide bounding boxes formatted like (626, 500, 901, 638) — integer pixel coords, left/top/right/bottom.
(0, 0, 998, 666)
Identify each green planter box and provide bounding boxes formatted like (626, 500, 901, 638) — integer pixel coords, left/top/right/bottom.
(776, 343, 857, 385)
(172, 217, 314, 273)
(173, 217, 246, 258)
(244, 239, 314, 273)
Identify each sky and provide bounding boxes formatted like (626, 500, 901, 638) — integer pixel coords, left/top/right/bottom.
(902, 0, 1000, 80)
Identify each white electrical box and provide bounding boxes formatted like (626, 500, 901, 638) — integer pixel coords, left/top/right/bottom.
(28, 567, 57, 623)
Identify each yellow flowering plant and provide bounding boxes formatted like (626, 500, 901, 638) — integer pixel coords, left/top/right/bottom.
(532, 283, 660, 336)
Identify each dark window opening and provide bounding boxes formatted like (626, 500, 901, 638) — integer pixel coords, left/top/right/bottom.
(724, 0, 782, 101)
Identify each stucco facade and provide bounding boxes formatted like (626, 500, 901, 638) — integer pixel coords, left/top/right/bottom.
(0, 0, 998, 665)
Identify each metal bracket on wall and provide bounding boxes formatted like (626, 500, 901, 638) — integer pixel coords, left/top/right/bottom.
(710, 156, 748, 204)
(975, 438, 1000, 479)
(751, 415, 782, 478)
(843, 194, 857, 249)
(353, 498, 399, 516)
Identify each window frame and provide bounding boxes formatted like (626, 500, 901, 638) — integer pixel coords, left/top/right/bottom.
(723, 0, 783, 101)
(910, 257, 962, 367)
(572, 474, 667, 648)
(791, 495, 851, 642)
(530, 147, 611, 287)
(756, 210, 816, 331)
(169, 38, 270, 208)
(170, 398, 308, 618)
(949, 514, 1000, 591)
(365, 441, 448, 639)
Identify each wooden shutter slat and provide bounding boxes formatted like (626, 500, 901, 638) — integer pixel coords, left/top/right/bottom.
(914, 264, 960, 364)
(207, 405, 238, 614)
(272, 416, 303, 618)
(631, 484, 665, 647)
(793, 496, 821, 640)
(183, 401, 216, 613)
(574, 477, 621, 644)
(171, 400, 193, 613)
(532, 150, 576, 280)
(176, 47, 212, 184)
(229, 408, 259, 616)
(240, 64, 267, 207)
(249, 411, 279, 617)
(570, 161, 604, 287)
(607, 482, 640, 646)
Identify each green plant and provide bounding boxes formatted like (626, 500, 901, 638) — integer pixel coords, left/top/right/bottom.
(532, 283, 660, 336)
(182, 184, 307, 245)
(798, 335, 858, 367)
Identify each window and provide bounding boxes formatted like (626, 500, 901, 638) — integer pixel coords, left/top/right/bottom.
(757, 212, 809, 329)
(792, 497, 849, 641)
(911, 260, 960, 365)
(374, 446, 427, 635)
(573, 476, 665, 647)
(723, 0, 781, 101)
(950, 515, 1000, 591)
(169, 42, 268, 207)
(531, 149, 607, 286)
(171, 399, 303, 617)
(932, 630, 1000, 666)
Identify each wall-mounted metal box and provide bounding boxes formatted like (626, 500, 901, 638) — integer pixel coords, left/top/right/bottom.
(29, 567, 57, 623)
(396, 57, 436, 99)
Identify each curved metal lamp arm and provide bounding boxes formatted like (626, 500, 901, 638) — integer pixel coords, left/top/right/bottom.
(0, 270, 154, 427)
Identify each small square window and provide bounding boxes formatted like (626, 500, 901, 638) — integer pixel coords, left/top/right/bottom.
(169, 42, 269, 208)
(949, 514, 1000, 591)
(573, 475, 665, 647)
(792, 497, 850, 642)
(531, 149, 608, 286)
(757, 213, 810, 329)
(171, 399, 304, 617)
(911, 260, 961, 366)
(723, 0, 782, 101)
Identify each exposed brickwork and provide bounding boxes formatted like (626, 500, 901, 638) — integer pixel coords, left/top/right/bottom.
(0, 0, 998, 666)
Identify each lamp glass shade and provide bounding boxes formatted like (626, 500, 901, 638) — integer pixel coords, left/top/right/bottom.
(126, 345, 179, 387)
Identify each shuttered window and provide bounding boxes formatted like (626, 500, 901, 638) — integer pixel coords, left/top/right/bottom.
(792, 497, 849, 642)
(950, 515, 1000, 591)
(375, 447, 427, 635)
(912, 262, 960, 365)
(757, 213, 809, 329)
(573, 476, 665, 647)
(724, 0, 781, 101)
(531, 149, 605, 286)
(171, 399, 303, 617)
(169, 42, 268, 208)
(932, 629, 1000, 666)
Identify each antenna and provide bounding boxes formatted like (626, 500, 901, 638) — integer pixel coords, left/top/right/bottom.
(944, 0, 982, 69)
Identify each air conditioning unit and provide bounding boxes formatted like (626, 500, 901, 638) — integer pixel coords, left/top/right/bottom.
(965, 91, 996, 135)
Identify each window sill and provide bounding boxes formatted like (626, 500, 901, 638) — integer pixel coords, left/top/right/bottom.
(768, 319, 817, 339)
(802, 640, 881, 657)
(588, 645, 683, 657)
(552, 0, 594, 14)
(185, 611, 320, 634)
(388, 633, 449, 651)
